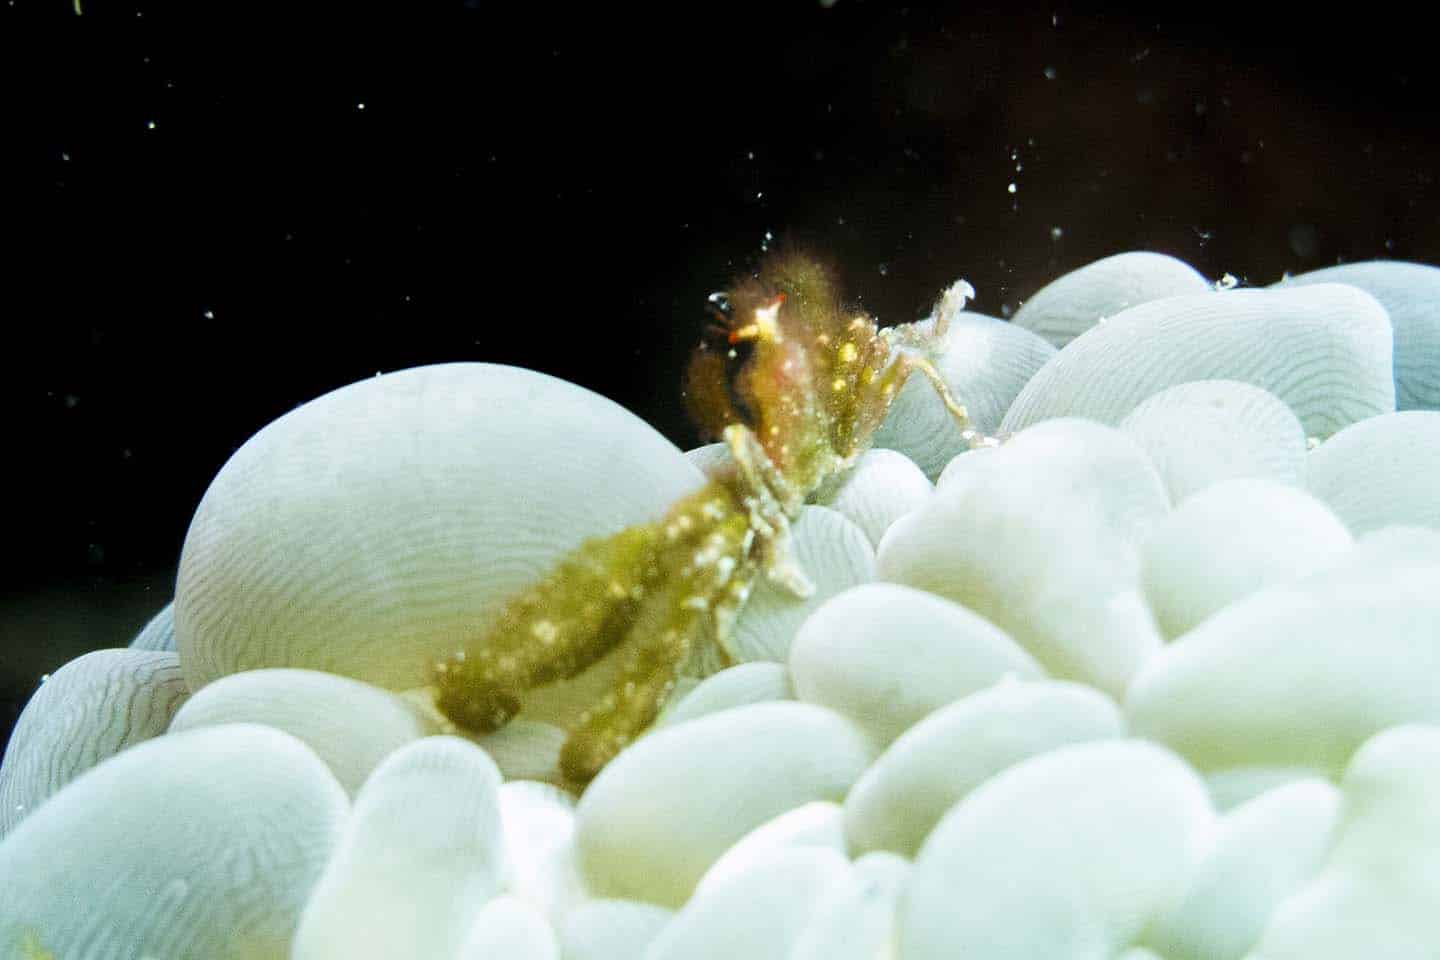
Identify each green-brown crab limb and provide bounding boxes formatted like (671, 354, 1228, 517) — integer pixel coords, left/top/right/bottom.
(895, 345, 991, 444)
(433, 478, 763, 783)
(723, 422, 816, 599)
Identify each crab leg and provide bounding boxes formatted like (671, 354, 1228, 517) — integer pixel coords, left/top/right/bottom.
(723, 423, 815, 598)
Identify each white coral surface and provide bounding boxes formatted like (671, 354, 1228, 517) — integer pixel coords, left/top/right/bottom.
(6, 255, 1440, 958)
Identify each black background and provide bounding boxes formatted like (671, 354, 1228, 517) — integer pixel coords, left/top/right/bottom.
(4, 0, 1438, 750)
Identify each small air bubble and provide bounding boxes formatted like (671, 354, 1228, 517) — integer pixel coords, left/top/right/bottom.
(146, 120, 157, 130)
(202, 309, 214, 320)
(1007, 182, 1017, 194)
(1050, 226, 1064, 241)
(356, 102, 366, 111)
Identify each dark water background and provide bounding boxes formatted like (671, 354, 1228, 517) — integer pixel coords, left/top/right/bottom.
(5, 0, 1438, 752)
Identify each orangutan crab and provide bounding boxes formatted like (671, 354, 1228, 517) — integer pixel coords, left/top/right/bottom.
(431, 250, 982, 784)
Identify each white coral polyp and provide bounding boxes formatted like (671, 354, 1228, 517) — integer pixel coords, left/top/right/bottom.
(5, 257, 1440, 958)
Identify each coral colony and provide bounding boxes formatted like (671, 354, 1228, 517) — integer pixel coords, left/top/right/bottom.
(4, 250, 1440, 957)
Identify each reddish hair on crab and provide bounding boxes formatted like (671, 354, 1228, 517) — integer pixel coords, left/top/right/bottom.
(433, 250, 981, 785)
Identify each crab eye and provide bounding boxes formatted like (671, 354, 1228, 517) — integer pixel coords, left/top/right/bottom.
(706, 291, 732, 322)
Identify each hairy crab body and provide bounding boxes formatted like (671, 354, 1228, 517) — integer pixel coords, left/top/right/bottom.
(433, 252, 979, 783)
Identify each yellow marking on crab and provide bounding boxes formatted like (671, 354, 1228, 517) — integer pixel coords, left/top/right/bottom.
(730, 295, 785, 345)
(838, 341, 859, 363)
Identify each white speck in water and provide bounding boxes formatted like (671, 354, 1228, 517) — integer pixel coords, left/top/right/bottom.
(356, 102, 366, 111)
(878, 263, 889, 276)
(755, 191, 764, 200)
(1215, 272, 1239, 290)
(1007, 182, 1017, 194)
(146, 120, 157, 130)
(61, 152, 71, 162)
(1050, 226, 1064, 241)
(1043, 65, 1057, 80)
(202, 309, 214, 320)
(39, 674, 50, 685)
(747, 150, 755, 160)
